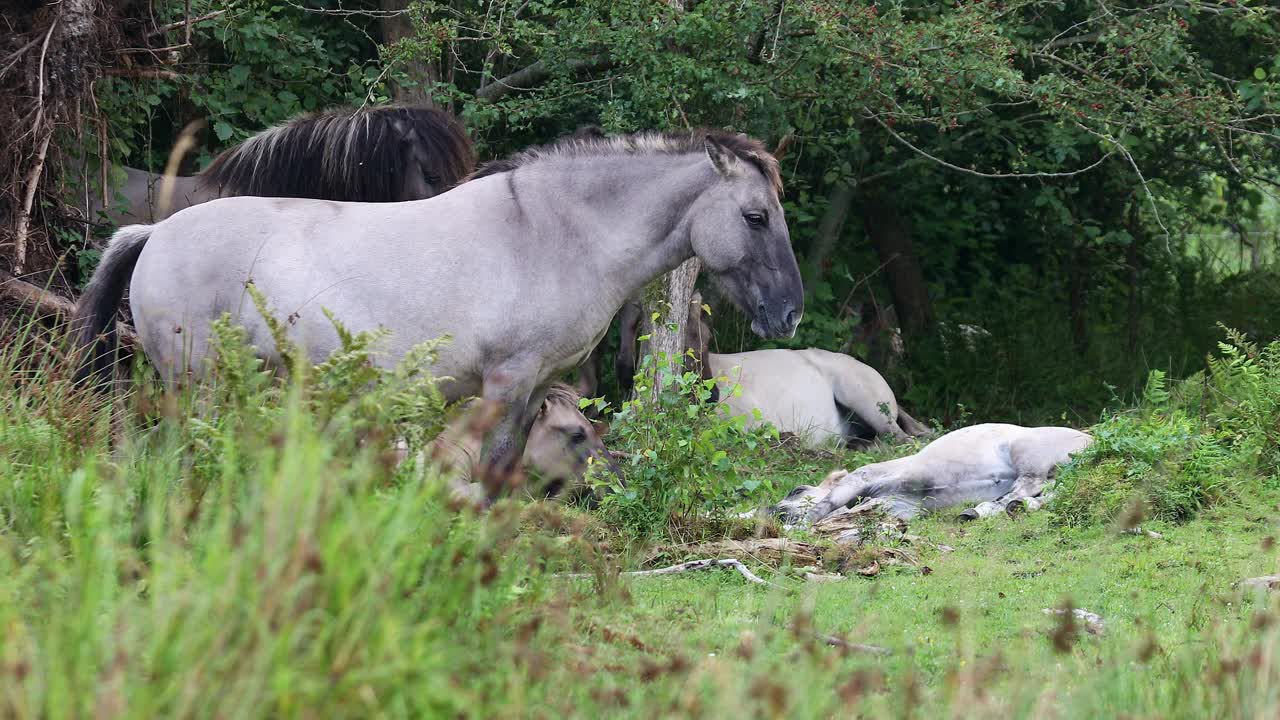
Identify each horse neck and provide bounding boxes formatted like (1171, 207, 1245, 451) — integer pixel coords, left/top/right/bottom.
(519, 153, 716, 311)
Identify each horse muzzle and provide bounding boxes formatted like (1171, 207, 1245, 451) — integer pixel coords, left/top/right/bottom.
(751, 302, 802, 339)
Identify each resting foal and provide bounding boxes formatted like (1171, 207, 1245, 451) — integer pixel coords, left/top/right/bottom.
(405, 383, 618, 503)
(771, 423, 1092, 522)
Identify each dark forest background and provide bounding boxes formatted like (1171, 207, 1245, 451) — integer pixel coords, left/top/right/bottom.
(3, 0, 1279, 424)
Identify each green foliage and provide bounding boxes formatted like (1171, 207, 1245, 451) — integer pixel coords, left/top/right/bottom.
(1049, 411, 1229, 527)
(591, 352, 780, 539)
(11, 316, 1280, 716)
(1053, 327, 1280, 527)
(84, 0, 385, 175)
(0, 307, 648, 716)
(184, 291, 450, 477)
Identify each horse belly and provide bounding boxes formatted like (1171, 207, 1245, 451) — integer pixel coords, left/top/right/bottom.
(712, 353, 842, 446)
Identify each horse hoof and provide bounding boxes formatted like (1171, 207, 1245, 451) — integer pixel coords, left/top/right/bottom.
(957, 509, 980, 522)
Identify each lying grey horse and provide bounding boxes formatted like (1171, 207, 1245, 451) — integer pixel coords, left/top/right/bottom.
(73, 129, 804, 495)
(710, 348, 930, 447)
(588, 292, 925, 446)
(77, 105, 474, 225)
(771, 423, 1092, 522)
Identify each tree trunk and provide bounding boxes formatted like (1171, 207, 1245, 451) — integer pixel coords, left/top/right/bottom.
(861, 195, 932, 346)
(1125, 205, 1142, 354)
(1068, 243, 1090, 355)
(806, 182, 854, 283)
(638, 257, 701, 404)
(378, 0, 439, 107)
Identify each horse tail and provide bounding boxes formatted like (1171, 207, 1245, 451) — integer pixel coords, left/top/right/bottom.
(895, 408, 933, 438)
(72, 225, 151, 384)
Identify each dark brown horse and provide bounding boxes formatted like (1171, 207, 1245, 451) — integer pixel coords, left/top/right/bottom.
(200, 105, 474, 203)
(80, 105, 475, 225)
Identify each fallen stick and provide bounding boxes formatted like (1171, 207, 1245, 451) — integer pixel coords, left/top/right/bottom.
(0, 271, 139, 347)
(819, 633, 892, 656)
(561, 558, 790, 591)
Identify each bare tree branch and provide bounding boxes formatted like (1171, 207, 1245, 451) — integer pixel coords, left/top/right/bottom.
(475, 55, 612, 102)
(1041, 31, 1103, 52)
(560, 558, 790, 591)
(103, 68, 187, 80)
(146, 9, 226, 38)
(0, 271, 140, 347)
(13, 130, 51, 276)
(819, 634, 893, 656)
(869, 114, 1116, 180)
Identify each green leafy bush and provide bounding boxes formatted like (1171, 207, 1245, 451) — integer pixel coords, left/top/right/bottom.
(588, 351, 780, 540)
(1053, 328, 1280, 527)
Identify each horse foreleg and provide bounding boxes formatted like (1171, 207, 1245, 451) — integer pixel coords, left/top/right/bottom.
(475, 371, 542, 502)
(804, 473, 872, 524)
(615, 301, 643, 397)
(1001, 474, 1052, 516)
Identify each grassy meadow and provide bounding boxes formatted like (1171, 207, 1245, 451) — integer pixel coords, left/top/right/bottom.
(2, 312, 1280, 719)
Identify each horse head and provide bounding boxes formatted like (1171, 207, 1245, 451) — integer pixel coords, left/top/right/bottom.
(390, 107, 475, 201)
(524, 383, 620, 504)
(689, 133, 803, 339)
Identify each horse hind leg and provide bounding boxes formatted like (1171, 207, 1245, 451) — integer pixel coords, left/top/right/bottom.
(959, 474, 1050, 520)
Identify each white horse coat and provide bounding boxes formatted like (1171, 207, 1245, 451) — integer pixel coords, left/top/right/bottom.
(709, 348, 926, 447)
(771, 423, 1093, 522)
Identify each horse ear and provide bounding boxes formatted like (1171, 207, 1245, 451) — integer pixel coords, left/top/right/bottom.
(772, 134, 794, 161)
(590, 419, 610, 438)
(704, 136, 740, 179)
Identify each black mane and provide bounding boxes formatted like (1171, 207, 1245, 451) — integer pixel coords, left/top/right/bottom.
(199, 105, 474, 202)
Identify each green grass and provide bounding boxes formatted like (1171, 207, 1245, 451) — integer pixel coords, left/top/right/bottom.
(4, 317, 1280, 717)
(561, 491, 1280, 717)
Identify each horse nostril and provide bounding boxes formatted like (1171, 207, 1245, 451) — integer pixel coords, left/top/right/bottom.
(785, 309, 797, 328)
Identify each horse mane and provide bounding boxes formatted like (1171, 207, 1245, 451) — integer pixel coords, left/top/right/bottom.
(470, 128, 783, 193)
(543, 382, 583, 409)
(199, 105, 475, 202)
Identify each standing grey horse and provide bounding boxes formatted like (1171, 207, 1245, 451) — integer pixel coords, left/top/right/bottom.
(78, 106, 474, 225)
(73, 129, 804, 495)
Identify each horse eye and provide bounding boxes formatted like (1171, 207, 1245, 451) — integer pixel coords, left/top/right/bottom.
(744, 212, 767, 227)
(568, 429, 589, 445)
